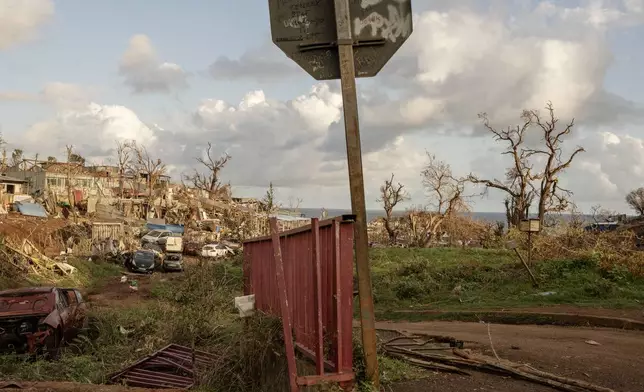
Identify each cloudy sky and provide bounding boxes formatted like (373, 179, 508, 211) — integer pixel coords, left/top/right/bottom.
(1, 0, 644, 213)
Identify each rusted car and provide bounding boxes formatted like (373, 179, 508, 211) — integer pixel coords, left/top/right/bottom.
(0, 287, 88, 358)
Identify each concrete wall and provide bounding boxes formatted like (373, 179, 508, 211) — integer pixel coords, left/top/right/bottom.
(3, 170, 46, 193)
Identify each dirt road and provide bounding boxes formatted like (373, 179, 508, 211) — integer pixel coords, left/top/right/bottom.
(86, 273, 155, 308)
(380, 320, 644, 392)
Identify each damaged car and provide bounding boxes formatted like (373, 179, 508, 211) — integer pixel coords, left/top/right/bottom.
(0, 287, 88, 358)
(125, 249, 163, 274)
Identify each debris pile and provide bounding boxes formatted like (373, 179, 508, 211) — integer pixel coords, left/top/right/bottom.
(2, 238, 76, 276)
(0, 162, 311, 277)
(367, 212, 499, 248)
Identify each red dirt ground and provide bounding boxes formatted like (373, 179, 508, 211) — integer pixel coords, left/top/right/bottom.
(0, 213, 73, 256)
(86, 273, 155, 308)
(381, 320, 644, 392)
(485, 305, 644, 321)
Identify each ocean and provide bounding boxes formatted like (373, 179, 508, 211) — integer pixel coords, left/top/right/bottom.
(298, 208, 507, 224)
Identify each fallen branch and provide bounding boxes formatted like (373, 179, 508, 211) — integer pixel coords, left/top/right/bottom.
(454, 349, 615, 392)
(516, 363, 616, 392)
(382, 336, 616, 392)
(486, 323, 500, 362)
(386, 351, 470, 375)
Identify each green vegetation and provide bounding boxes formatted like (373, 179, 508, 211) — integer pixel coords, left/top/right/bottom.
(0, 259, 283, 390)
(369, 247, 644, 313)
(0, 257, 421, 391)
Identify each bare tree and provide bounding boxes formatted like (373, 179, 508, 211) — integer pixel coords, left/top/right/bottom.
(377, 173, 409, 244)
(591, 204, 618, 223)
(65, 145, 84, 222)
(132, 142, 166, 207)
(626, 188, 644, 216)
(287, 196, 303, 214)
(469, 102, 584, 228)
(115, 140, 133, 201)
(184, 142, 231, 200)
(411, 153, 469, 247)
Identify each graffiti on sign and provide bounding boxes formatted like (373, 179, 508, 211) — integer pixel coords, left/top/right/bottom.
(360, 0, 384, 8)
(269, 0, 413, 80)
(354, 1, 412, 43)
(283, 14, 311, 29)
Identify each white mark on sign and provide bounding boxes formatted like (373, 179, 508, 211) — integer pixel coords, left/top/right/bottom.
(283, 15, 310, 29)
(360, 0, 383, 8)
(354, 3, 411, 43)
(360, 0, 409, 9)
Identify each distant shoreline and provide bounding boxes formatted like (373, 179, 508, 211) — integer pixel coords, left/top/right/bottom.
(294, 208, 595, 225)
(297, 208, 508, 223)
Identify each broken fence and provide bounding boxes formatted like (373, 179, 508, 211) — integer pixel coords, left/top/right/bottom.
(243, 215, 355, 391)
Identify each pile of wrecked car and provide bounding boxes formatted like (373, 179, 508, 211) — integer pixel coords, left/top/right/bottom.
(0, 287, 88, 358)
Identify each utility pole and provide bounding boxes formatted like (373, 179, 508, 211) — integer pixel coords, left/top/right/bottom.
(333, 0, 379, 387)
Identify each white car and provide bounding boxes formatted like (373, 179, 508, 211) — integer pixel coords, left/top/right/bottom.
(141, 230, 173, 245)
(201, 243, 234, 258)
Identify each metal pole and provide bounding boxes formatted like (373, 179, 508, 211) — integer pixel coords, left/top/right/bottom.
(528, 231, 532, 266)
(333, 0, 380, 388)
(270, 218, 299, 392)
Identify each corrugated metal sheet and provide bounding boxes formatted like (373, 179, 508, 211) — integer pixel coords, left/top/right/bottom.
(243, 216, 355, 383)
(92, 222, 124, 241)
(109, 344, 217, 389)
(16, 202, 48, 218)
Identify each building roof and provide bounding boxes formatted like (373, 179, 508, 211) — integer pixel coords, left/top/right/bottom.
(41, 162, 91, 175)
(0, 174, 28, 183)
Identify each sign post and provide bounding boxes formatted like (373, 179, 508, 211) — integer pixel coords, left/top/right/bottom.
(519, 219, 541, 265)
(332, 0, 379, 386)
(268, 0, 413, 387)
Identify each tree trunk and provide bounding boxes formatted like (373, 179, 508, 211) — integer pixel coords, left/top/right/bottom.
(537, 182, 552, 227)
(384, 211, 396, 244)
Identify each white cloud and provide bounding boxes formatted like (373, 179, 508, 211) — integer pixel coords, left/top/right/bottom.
(381, 4, 616, 129)
(0, 0, 53, 50)
(119, 34, 188, 94)
(0, 91, 34, 101)
(23, 103, 158, 160)
(40, 82, 93, 109)
(0, 82, 93, 109)
(565, 130, 644, 206)
(208, 41, 297, 82)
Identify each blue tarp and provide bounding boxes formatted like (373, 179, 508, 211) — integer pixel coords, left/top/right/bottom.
(146, 223, 184, 234)
(16, 202, 48, 218)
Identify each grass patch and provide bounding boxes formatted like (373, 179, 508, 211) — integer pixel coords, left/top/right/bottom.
(368, 247, 644, 313)
(0, 257, 123, 292)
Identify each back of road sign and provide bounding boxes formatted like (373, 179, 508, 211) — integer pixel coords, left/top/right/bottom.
(268, 0, 413, 80)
